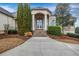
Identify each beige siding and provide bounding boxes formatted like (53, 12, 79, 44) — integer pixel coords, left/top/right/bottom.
(8, 17, 16, 30)
(0, 13, 16, 31)
(0, 13, 8, 31)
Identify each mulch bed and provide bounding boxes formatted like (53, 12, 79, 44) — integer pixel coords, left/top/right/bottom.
(0, 34, 30, 41)
(0, 34, 31, 53)
(48, 34, 79, 44)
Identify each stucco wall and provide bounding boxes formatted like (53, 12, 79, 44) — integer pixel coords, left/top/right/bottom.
(0, 13, 16, 31)
(63, 26, 75, 34)
(49, 16, 56, 26)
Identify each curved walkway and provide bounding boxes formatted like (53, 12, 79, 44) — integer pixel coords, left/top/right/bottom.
(0, 37, 79, 56)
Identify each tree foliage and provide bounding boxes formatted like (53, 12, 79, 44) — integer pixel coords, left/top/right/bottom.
(23, 3, 32, 32)
(16, 3, 32, 35)
(55, 3, 76, 26)
(17, 3, 23, 35)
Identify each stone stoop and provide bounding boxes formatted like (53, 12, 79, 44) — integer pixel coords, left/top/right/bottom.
(33, 29, 47, 37)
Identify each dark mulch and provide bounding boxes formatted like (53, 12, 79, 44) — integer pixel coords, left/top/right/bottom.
(48, 34, 79, 44)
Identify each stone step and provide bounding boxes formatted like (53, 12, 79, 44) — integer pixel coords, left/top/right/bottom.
(33, 30, 47, 37)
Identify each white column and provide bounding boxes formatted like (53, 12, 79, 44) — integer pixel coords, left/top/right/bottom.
(44, 14, 47, 31)
(32, 14, 35, 31)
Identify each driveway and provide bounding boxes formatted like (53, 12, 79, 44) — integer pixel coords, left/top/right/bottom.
(0, 37, 79, 56)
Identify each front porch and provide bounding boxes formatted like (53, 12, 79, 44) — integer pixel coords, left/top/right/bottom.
(31, 8, 51, 31)
(32, 13, 49, 31)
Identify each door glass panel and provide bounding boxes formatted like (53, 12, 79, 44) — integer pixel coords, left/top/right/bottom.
(36, 20, 43, 29)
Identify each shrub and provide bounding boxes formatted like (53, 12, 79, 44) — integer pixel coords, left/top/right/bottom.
(67, 33, 79, 38)
(24, 32, 32, 37)
(75, 27, 79, 34)
(8, 30, 17, 34)
(48, 26, 62, 36)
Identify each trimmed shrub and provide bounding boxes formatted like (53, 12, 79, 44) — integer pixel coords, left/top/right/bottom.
(8, 30, 17, 34)
(67, 33, 79, 38)
(24, 32, 32, 37)
(48, 26, 62, 36)
(75, 27, 79, 34)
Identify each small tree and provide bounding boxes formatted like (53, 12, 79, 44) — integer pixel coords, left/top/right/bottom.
(55, 3, 71, 26)
(16, 3, 24, 35)
(27, 4, 32, 31)
(4, 24, 9, 34)
(23, 3, 32, 32)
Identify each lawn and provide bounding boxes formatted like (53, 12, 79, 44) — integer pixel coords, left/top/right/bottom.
(0, 35, 29, 53)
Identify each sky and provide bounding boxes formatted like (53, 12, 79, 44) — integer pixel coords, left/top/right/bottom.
(0, 3, 79, 27)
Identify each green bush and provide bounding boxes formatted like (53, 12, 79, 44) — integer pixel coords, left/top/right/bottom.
(8, 30, 17, 34)
(75, 27, 79, 34)
(67, 33, 79, 38)
(47, 26, 61, 36)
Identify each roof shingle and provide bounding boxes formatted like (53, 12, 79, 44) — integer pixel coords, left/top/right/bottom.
(0, 7, 14, 18)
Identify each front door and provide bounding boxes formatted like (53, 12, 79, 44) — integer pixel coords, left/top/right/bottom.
(36, 20, 43, 29)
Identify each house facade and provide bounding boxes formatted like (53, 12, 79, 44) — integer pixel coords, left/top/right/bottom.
(0, 7, 75, 34)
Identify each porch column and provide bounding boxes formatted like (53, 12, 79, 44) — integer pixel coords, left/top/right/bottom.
(32, 14, 35, 31)
(44, 14, 47, 31)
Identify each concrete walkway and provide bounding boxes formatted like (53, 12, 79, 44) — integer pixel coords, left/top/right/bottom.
(0, 37, 79, 56)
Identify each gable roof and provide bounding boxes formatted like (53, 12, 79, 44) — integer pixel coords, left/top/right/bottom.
(32, 7, 52, 14)
(0, 7, 14, 18)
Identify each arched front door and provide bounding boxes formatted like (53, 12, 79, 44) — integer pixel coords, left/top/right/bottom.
(35, 13, 44, 30)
